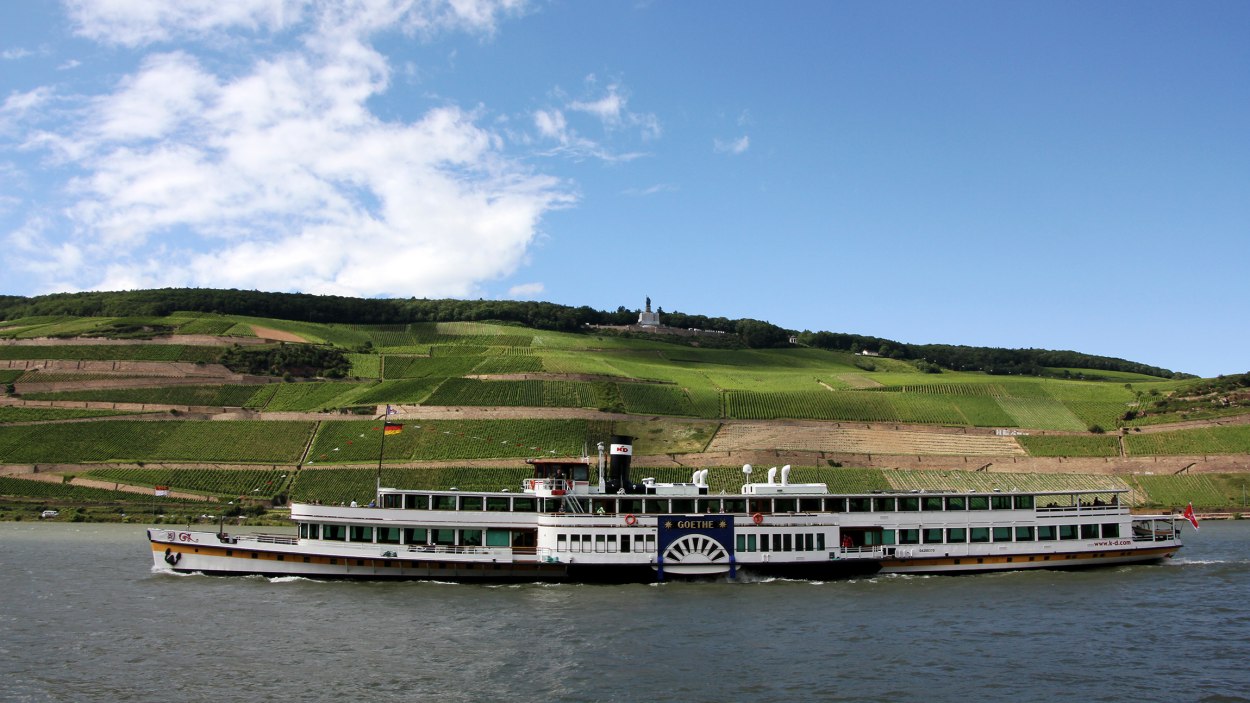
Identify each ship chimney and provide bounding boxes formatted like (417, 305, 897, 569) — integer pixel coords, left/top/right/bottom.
(608, 435, 634, 489)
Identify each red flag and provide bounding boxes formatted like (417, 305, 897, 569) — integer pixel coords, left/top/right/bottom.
(1182, 502, 1200, 530)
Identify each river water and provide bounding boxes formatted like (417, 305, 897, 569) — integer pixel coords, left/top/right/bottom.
(1, 521, 1247, 703)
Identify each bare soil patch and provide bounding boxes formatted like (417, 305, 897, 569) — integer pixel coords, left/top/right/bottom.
(250, 326, 307, 343)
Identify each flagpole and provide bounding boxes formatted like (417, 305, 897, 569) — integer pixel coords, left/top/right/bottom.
(376, 408, 388, 505)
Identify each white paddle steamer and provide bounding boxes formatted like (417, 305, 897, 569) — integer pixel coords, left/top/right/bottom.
(149, 436, 1186, 582)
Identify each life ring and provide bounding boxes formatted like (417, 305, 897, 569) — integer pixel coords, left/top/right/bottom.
(624, 514, 637, 526)
(752, 512, 764, 525)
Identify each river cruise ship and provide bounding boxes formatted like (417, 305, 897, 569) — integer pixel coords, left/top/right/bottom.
(148, 436, 1186, 582)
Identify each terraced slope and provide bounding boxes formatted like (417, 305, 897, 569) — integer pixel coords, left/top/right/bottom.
(706, 422, 1026, 456)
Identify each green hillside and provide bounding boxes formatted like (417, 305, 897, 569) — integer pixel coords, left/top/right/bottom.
(2, 306, 1248, 520)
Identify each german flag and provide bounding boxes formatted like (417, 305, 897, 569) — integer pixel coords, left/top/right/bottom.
(384, 422, 403, 436)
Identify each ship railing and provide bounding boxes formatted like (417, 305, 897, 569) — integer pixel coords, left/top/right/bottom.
(1036, 504, 1123, 516)
(838, 546, 891, 559)
(524, 478, 571, 493)
(227, 533, 299, 546)
(404, 544, 508, 556)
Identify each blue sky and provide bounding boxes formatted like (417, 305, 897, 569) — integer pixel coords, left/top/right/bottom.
(2, 1, 1246, 377)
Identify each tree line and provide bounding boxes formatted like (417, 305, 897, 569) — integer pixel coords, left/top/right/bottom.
(0, 288, 1185, 378)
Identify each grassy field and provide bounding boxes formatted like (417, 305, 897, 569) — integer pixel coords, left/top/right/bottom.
(304, 418, 615, 464)
(0, 420, 316, 464)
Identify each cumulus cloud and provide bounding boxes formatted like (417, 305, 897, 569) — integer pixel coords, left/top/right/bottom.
(6, 0, 574, 299)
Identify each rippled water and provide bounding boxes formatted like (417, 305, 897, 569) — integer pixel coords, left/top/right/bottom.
(2, 522, 1248, 702)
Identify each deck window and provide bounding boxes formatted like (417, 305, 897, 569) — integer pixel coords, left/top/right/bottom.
(1015, 526, 1035, 541)
(621, 535, 631, 553)
(433, 529, 455, 546)
(1059, 525, 1078, 540)
(992, 527, 1012, 542)
(1081, 524, 1099, 539)
(898, 497, 920, 511)
(923, 497, 944, 511)
(969, 527, 990, 543)
(923, 528, 944, 544)
(800, 498, 822, 512)
(596, 535, 607, 553)
(774, 499, 797, 513)
(323, 524, 345, 541)
(558, 535, 567, 552)
(644, 499, 668, 514)
(696, 499, 718, 513)
(671, 499, 695, 514)
(460, 496, 483, 511)
(486, 497, 510, 512)
(307, 523, 320, 539)
(433, 495, 457, 510)
(1014, 495, 1035, 509)
(377, 527, 401, 544)
(825, 498, 847, 512)
(873, 497, 897, 512)
(513, 497, 536, 512)
(299, 523, 308, 538)
(404, 494, 428, 510)
(898, 529, 920, 545)
(759, 535, 770, 552)
(382, 494, 403, 509)
(461, 529, 482, 547)
(815, 533, 825, 550)
(541, 498, 562, 513)
(969, 495, 989, 510)
(773, 534, 784, 552)
(880, 530, 896, 545)
(945, 497, 966, 511)
(723, 499, 746, 513)
(946, 528, 967, 543)
(1037, 525, 1056, 541)
(403, 528, 427, 545)
(350, 525, 374, 542)
(1101, 524, 1120, 539)
(736, 534, 746, 552)
(644, 535, 656, 553)
(848, 497, 872, 512)
(619, 499, 643, 514)
(749, 499, 772, 514)
(747, 534, 757, 551)
(991, 496, 1012, 510)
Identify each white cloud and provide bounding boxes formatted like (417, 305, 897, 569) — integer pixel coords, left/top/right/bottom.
(623, 183, 677, 197)
(714, 135, 750, 155)
(3, 48, 35, 60)
(6, 0, 571, 299)
(531, 81, 660, 162)
(65, 0, 307, 47)
(508, 282, 544, 298)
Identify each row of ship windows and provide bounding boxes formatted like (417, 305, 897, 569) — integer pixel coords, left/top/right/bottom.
(556, 534, 655, 553)
(877, 523, 1120, 546)
(553, 533, 832, 554)
(300, 523, 521, 548)
(297, 522, 1121, 549)
(378, 493, 1048, 514)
